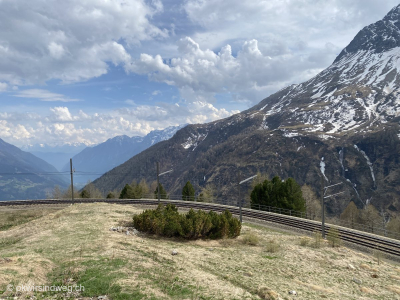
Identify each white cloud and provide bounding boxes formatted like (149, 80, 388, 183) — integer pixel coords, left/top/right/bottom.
(14, 89, 80, 102)
(0, 0, 166, 85)
(0, 82, 7, 92)
(130, 37, 339, 105)
(183, 0, 399, 51)
(0, 102, 238, 147)
(49, 107, 74, 122)
(152, 90, 161, 96)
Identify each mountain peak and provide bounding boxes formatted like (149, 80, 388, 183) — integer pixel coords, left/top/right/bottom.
(334, 4, 400, 63)
(384, 4, 400, 22)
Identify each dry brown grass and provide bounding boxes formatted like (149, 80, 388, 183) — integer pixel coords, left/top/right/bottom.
(0, 203, 400, 300)
(359, 286, 377, 295)
(241, 232, 260, 246)
(387, 285, 400, 295)
(294, 279, 335, 294)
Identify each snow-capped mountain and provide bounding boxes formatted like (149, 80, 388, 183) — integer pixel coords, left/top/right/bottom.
(62, 124, 187, 186)
(92, 5, 400, 215)
(250, 4, 400, 135)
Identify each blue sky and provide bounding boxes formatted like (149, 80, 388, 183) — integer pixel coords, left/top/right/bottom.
(0, 0, 399, 148)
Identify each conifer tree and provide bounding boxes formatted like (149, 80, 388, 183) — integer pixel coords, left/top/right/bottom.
(119, 184, 135, 199)
(182, 181, 195, 201)
(154, 183, 168, 199)
(250, 176, 305, 212)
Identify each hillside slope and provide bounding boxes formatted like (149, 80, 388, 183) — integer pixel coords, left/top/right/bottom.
(0, 138, 67, 200)
(62, 124, 186, 185)
(1, 203, 399, 299)
(92, 4, 400, 216)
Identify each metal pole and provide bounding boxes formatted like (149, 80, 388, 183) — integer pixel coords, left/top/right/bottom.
(70, 158, 74, 201)
(321, 176, 325, 239)
(238, 172, 242, 223)
(157, 162, 160, 204)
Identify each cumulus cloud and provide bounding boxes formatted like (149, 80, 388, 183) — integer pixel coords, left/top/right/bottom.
(0, 0, 166, 85)
(0, 102, 238, 147)
(14, 89, 79, 102)
(183, 0, 399, 50)
(130, 37, 339, 105)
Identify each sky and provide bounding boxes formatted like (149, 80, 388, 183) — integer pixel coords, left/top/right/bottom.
(0, 0, 399, 148)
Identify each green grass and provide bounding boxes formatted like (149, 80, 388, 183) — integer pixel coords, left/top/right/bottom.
(47, 258, 149, 300)
(262, 255, 278, 260)
(0, 237, 22, 250)
(0, 210, 59, 231)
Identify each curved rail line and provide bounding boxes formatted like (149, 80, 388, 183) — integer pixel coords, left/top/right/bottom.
(1, 198, 400, 257)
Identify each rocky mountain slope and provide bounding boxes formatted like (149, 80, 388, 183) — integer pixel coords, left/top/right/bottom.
(0, 138, 67, 200)
(62, 124, 186, 185)
(92, 4, 400, 216)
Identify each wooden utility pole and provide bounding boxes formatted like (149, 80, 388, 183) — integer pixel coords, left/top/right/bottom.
(321, 175, 325, 239)
(157, 161, 160, 204)
(70, 158, 74, 201)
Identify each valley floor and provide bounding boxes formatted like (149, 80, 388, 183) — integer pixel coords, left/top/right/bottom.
(0, 203, 399, 300)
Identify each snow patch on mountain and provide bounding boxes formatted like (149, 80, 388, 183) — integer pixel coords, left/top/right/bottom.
(354, 144, 376, 187)
(182, 132, 208, 150)
(320, 157, 328, 181)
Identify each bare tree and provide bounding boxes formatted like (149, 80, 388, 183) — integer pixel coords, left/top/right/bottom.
(302, 185, 321, 220)
(340, 201, 360, 229)
(198, 184, 216, 203)
(360, 204, 381, 233)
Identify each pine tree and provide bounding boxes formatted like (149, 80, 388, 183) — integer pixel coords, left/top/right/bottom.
(106, 192, 115, 199)
(119, 184, 135, 199)
(154, 183, 168, 199)
(182, 181, 195, 201)
(80, 190, 90, 198)
(250, 176, 305, 213)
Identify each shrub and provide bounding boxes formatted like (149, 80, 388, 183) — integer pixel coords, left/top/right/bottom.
(106, 192, 115, 199)
(242, 233, 260, 246)
(312, 230, 323, 248)
(327, 226, 341, 247)
(265, 239, 280, 253)
(133, 204, 241, 240)
(299, 236, 309, 246)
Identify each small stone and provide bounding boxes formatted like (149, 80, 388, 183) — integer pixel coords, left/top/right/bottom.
(348, 264, 356, 270)
(98, 296, 108, 300)
(371, 274, 379, 278)
(243, 272, 253, 277)
(352, 277, 362, 285)
(289, 290, 297, 295)
(126, 231, 130, 235)
(171, 249, 178, 256)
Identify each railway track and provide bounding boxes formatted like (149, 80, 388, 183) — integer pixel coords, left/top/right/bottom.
(1, 198, 400, 257)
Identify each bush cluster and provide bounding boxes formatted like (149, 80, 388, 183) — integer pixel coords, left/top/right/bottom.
(133, 204, 241, 239)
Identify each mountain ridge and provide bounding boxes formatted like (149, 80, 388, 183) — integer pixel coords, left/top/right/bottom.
(91, 4, 400, 216)
(0, 138, 67, 200)
(63, 124, 187, 185)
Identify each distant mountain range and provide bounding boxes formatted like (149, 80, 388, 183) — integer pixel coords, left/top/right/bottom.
(22, 143, 88, 171)
(61, 124, 187, 185)
(0, 138, 67, 200)
(91, 4, 400, 216)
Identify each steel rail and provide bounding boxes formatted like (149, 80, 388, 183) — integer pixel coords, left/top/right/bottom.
(1, 198, 399, 257)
